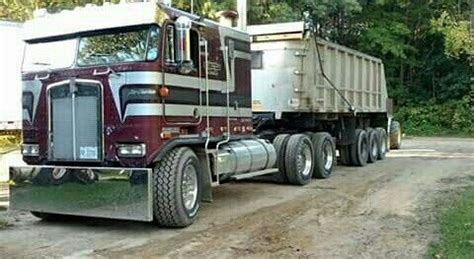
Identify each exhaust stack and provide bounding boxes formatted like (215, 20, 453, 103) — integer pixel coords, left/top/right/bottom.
(236, 0, 247, 31)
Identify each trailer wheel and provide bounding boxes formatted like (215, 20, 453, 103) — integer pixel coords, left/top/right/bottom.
(349, 129, 369, 166)
(339, 145, 351, 165)
(367, 129, 378, 163)
(272, 134, 291, 183)
(376, 128, 387, 160)
(311, 132, 335, 179)
(153, 147, 202, 227)
(285, 134, 314, 185)
(389, 120, 402, 149)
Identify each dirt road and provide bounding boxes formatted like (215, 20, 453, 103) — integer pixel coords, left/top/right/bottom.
(0, 137, 473, 258)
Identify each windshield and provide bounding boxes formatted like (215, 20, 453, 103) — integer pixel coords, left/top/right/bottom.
(22, 25, 160, 72)
(77, 26, 159, 66)
(23, 39, 77, 72)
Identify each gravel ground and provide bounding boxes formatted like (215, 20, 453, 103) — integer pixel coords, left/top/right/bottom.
(0, 137, 473, 258)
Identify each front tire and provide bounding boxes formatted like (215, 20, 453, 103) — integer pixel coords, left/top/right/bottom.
(153, 147, 202, 228)
(285, 134, 314, 185)
(311, 132, 335, 179)
(273, 134, 291, 183)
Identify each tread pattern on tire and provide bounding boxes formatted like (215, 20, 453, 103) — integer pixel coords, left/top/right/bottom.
(389, 120, 402, 149)
(285, 134, 314, 185)
(273, 134, 291, 183)
(153, 147, 199, 228)
(349, 129, 368, 167)
(311, 132, 335, 179)
(367, 128, 378, 164)
(376, 127, 387, 160)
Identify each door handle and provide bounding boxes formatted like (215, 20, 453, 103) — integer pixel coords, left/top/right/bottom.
(34, 73, 50, 80)
(93, 67, 112, 76)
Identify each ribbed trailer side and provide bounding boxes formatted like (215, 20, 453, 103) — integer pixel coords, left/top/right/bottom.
(249, 22, 388, 115)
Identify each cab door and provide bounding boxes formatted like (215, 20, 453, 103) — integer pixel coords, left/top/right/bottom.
(160, 20, 203, 125)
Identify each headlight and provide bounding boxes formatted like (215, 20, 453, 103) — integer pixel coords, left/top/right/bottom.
(22, 144, 39, 157)
(117, 143, 146, 158)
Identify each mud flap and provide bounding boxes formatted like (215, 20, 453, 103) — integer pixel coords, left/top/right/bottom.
(9, 166, 153, 221)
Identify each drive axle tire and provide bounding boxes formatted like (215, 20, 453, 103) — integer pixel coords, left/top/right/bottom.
(376, 127, 387, 160)
(311, 132, 335, 179)
(273, 134, 291, 183)
(349, 129, 369, 166)
(389, 120, 402, 150)
(367, 129, 378, 164)
(285, 134, 314, 185)
(153, 147, 202, 228)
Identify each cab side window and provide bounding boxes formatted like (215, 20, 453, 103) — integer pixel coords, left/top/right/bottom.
(164, 24, 199, 68)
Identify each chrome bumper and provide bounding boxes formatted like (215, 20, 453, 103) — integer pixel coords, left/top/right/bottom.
(9, 166, 153, 222)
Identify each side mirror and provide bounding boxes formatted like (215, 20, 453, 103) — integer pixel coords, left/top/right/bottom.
(175, 16, 193, 74)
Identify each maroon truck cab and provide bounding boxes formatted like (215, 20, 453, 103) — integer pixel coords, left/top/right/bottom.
(20, 3, 253, 168)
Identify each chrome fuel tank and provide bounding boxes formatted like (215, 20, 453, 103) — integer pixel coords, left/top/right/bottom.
(216, 139, 276, 177)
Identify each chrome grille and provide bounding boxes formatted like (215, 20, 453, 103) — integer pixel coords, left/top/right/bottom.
(49, 81, 102, 161)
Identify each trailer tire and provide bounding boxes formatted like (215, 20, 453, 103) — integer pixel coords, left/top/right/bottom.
(285, 134, 314, 185)
(376, 128, 387, 160)
(367, 129, 378, 164)
(272, 134, 291, 183)
(152, 147, 202, 228)
(389, 120, 402, 149)
(349, 129, 369, 166)
(311, 132, 335, 179)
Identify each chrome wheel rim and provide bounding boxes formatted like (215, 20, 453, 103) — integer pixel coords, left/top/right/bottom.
(52, 168, 66, 180)
(323, 141, 333, 171)
(182, 164, 198, 211)
(297, 142, 313, 177)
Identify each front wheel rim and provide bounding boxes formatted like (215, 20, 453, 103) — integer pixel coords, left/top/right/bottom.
(182, 164, 198, 211)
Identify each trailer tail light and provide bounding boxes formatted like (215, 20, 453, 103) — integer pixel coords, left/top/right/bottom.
(21, 144, 39, 157)
(117, 143, 146, 158)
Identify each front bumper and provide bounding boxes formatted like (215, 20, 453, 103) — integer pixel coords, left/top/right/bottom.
(9, 166, 153, 222)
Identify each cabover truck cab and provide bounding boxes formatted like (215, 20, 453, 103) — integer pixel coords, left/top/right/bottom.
(10, 2, 400, 227)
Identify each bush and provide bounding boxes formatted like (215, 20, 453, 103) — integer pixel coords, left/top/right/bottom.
(394, 95, 473, 136)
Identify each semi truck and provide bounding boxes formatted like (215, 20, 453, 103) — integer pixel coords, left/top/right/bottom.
(9, 1, 402, 227)
(0, 21, 23, 138)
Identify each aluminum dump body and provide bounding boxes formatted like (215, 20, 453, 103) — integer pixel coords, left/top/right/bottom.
(249, 22, 388, 114)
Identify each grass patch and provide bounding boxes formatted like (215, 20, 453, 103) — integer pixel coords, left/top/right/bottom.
(428, 186, 474, 258)
(0, 136, 20, 154)
(0, 217, 8, 229)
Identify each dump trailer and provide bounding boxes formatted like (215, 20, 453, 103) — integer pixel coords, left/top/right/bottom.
(0, 21, 23, 138)
(9, 1, 401, 227)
